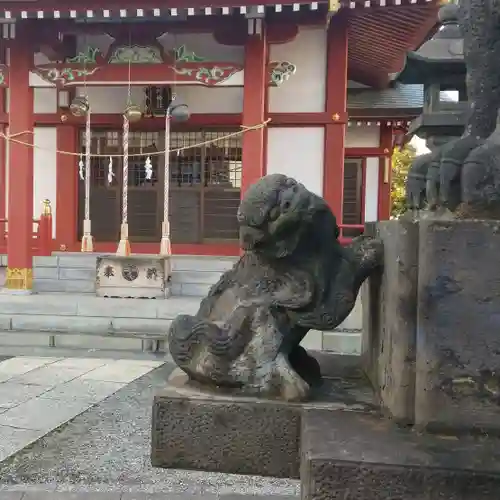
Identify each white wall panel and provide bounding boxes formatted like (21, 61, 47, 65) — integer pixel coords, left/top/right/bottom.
(345, 125, 380, 148)
(269, 27, 326, 113)
(267, 127, 324, 196)
(34, 88, 58, 113)
(364, 157, 379, 222)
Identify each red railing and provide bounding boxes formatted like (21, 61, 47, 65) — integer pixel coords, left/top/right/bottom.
(338, 224, 365, 246)
(0, 210, 53, 256)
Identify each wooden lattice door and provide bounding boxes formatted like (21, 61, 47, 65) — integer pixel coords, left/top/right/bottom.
(78, 127, 243, 244)
(78, 131, 121, 242)
(168, 129, 242, 244)
(202, 132, 242, 241)
(127, 131, 162, 242)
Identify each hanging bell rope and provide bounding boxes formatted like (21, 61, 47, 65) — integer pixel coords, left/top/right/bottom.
(116, 28, 141, 257)
(74, 28, 94, 252)
(116, 112, 131, 256)
(81, 102, 93, 252)
(159, 105, 172, 259)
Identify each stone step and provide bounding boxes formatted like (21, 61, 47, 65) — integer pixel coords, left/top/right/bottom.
(300, 408, 500, 500)
(322, 329, 362, 354)
(171, 282, 211, 297)
(0, 343, 170, 361)
(33, 278, 95, 294)
(0, 330, 166, 352)
(49, 253, 238, 272)
(0, 294, 200, 322)
(2, 314, 172, 338)
(0, 294, 202, 355)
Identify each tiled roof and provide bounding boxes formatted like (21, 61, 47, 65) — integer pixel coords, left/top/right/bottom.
(347, 84, 424, 110)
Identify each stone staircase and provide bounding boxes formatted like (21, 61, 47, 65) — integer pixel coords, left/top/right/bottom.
(0, 293, 200, 357)
(32, 253, 237, 296)
(0, 252, 363, 357)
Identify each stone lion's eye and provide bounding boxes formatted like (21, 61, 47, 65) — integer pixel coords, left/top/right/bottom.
(282, 201, 291, 211)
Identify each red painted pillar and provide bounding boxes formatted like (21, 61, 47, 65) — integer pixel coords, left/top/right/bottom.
(6, 37, 34, 291)
(241, 26, 268, 196)
(378, 123, 393, 220)
(0, 43, 6, 251)
(323, 14, 348, 222)
(56, 125, 78, 250)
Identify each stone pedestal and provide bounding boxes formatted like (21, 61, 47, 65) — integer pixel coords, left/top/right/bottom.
(363, 218, 500, 433)
(362, 221, 418, 424)
(416, 219, 500, 433)
(151, 363, 376, 478)
(301, 408, 500, 500)
(96, 255, 171, 299)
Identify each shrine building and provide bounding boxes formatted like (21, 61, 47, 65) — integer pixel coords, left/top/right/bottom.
(0, 0, 439, 290)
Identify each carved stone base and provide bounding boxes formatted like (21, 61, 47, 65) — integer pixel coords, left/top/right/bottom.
(96, 255, 171, 299)
(151, 365, 376, 478)
(363, 219, 500, 433)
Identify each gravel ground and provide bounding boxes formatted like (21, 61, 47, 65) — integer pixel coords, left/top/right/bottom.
(0, 363, 300, 496)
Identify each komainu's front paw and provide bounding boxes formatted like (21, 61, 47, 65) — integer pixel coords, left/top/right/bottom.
(406, 152, 433, 210)
(437, 136, 483, 211)
(275, 354, 310, 402)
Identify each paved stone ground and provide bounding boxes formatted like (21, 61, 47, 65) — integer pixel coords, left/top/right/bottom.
(0, 356, 163, 463)
(0, 360, 300, 498)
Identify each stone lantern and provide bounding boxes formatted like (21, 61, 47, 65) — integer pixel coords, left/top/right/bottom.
(397, 3, 466, 151)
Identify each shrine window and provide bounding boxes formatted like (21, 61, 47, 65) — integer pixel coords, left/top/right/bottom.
(342, 158, 364, 238)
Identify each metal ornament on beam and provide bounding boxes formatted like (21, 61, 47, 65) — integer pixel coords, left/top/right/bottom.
(70, 95, 89, 117)
(124, 103, 142, 123)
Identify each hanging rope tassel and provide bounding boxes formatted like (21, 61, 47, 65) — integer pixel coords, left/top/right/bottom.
(81, 108, 94, 252)
(107, 156, 115, 185)
(116, 114, 131, 257)
(78, 155, 84, 180)
(160, 111, 172, 265)
(144, 156, 153, 180)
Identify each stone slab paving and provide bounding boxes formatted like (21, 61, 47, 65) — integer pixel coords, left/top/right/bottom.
(0, 356, 163, 463)
(0, 363, 300, 498)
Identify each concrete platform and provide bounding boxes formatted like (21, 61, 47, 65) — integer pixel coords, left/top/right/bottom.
(151, 363, 376, 479)
(301, 409, 500, 500)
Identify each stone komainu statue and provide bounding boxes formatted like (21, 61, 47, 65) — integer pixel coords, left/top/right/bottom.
(407, 2, 500, 217)
(168, 174, 383, 401)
